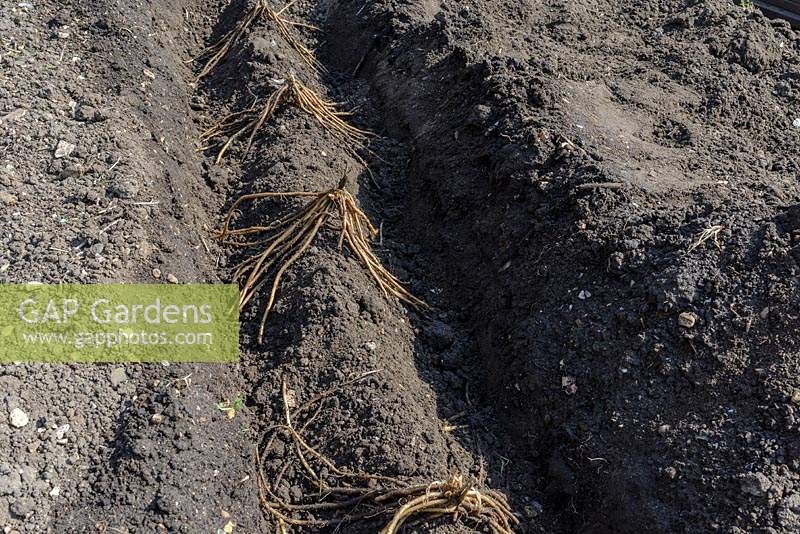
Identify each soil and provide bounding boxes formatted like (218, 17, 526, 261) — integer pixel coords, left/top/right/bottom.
(1, 0, 800, 533)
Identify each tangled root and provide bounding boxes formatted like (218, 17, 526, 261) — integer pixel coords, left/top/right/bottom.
(379, 474, 518, 534)
(192, 0, 321, 81)
(217, 177, 425, 342)
(201, 74, 370, 163)
(256, 374, 519, 533)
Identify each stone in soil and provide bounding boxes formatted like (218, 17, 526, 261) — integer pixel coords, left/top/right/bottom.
(53, 140, 75, 159)
(8, 409, 29, 429)
(109, 368, 127, 388)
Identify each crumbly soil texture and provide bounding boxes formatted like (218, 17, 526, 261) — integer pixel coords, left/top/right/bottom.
(1, 0, 800, 532)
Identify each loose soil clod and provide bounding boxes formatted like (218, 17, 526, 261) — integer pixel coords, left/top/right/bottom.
(201, 74, 370, 162)
(217, 177, 425, 342)
(255, 375, 518, 533)
(192, 0, 321, 81)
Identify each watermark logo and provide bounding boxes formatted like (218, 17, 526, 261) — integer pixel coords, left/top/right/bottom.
(0, 284, 239, 363)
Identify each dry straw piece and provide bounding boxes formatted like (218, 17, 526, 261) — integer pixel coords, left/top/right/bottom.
(256, 374, 519, 533)
(192, 0, 321, 81)
(688, 224, 724, 252)
(200, 74, 370, 163)
(217, 177, 425, 342)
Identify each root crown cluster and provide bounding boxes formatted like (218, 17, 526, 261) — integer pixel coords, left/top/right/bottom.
(257, 375, 519, 533)
(201, 75, 370, 162)
(193, 0, 321, 81)
(217, 181, 425, 342)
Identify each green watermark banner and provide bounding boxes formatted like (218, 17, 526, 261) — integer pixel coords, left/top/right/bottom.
(0, 284, 239, 363)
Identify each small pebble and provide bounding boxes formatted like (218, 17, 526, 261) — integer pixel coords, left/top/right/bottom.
(561, 375, 577, 395)
(109, 367, 128, 387)
(578, 289, 591, 300)
(54, 140, 76, 159)
(54, 423, 70, 440)
(9, 408, 29, 428)
(152, 268, 162, 279)
(793, 118, 800, 129)
(166, 273, 179, 284)
(678, 311, 696, 328)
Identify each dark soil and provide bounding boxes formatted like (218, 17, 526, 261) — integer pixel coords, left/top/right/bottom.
(319, 0, 800, 531)
(2, 0, 800, 532)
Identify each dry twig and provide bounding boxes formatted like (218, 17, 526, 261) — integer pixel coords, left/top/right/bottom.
(192, 0, 321, 81)
(688, 224, 724, 252)
(255, 375, 518, 532)
(575, 182, 624, 191)
(201, 74, 370, 162)
(217, 177, 424, 342)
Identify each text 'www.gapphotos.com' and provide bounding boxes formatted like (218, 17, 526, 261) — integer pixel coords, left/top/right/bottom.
(21, 330, 214, 349)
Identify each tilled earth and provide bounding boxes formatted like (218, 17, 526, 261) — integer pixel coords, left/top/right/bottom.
(1, 0, 800, 532)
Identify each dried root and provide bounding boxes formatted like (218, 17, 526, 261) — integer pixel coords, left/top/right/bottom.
(379, 475, 518, 534)
(256, 374, 519, 533)
(192, 0, 321, 81)
(263, 0, 322, 71)
(201, 74, 370, 163)
(217, 177, 425, 342)
(192, 1, 264, 81)
(200, 81, 290, 163)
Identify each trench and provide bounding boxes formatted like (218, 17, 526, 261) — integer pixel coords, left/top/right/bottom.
(190, 0, 553, 532)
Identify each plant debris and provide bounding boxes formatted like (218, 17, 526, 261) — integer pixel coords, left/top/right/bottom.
(217, 176, 425, 342)
(217, 397, 245, 419)
(688, 224, 724, 252)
